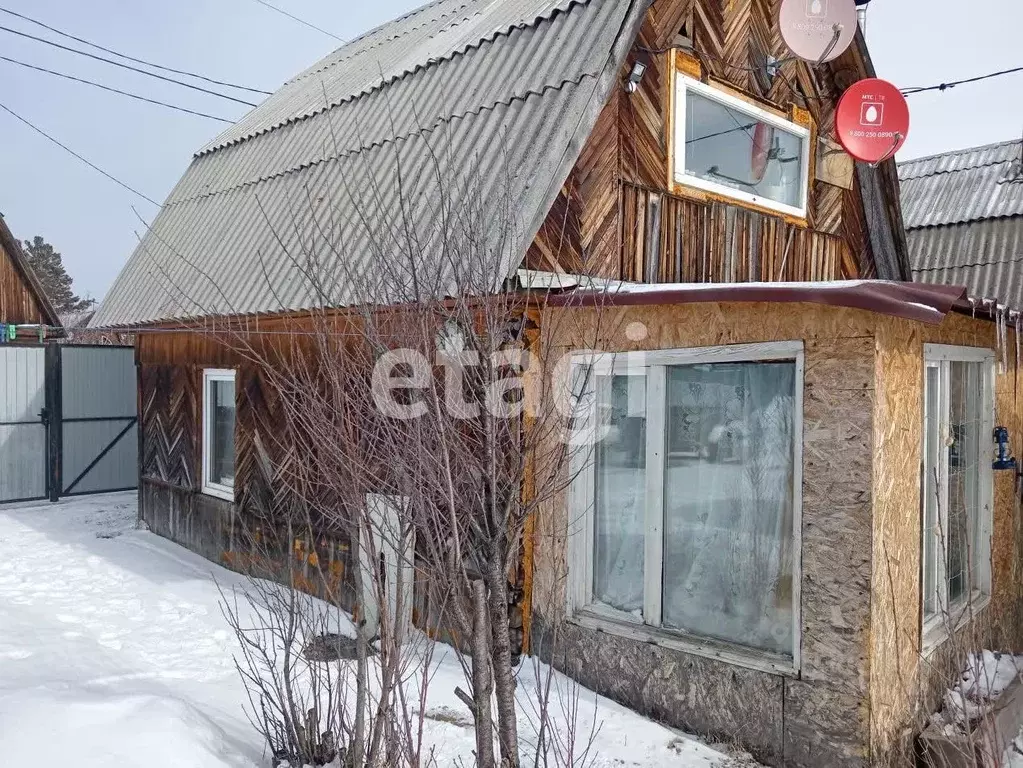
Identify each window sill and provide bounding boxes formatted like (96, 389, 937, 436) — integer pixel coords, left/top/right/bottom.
(922, 592, 991, 657)
(569, 606, 797, 678)
(201, 484, 235, 502)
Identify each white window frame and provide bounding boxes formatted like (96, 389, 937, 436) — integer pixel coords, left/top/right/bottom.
(567, 341, 804, 675)
(202, 368, 236, 502)
(672, 74, 811, 219)
(920, 344, 995, 653)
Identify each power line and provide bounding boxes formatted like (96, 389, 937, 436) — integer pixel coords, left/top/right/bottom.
(0, 5, 272, 96)
(0, 100, 161, 206)
(901, 66, 1023, 96)
(0, 55, 234, 123)
(0, 24, 258, 107)
(251, 0, 343, 41)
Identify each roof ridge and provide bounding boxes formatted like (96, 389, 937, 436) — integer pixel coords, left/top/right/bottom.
(198, 0, 589, 158)
(286, 0, 475, 86)
(899, 138, 1023, 167)
(178, 76, 593, 206)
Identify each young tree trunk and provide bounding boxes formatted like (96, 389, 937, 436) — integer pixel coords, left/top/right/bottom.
(487, 560, 519, 767)
(471, 579, 497, 768)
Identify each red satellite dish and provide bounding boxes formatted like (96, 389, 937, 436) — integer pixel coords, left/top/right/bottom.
(779, 0, 858, 64)
(835, 78, 910, 163)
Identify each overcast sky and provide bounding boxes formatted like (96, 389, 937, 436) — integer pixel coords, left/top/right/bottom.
(0, 0, 1020, 302)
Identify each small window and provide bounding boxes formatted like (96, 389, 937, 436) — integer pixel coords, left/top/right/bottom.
(202, 369, 236, 500)
(673, 75, 810, 218)
(921, 346, 994, 650)
(569, 342, 803, 670)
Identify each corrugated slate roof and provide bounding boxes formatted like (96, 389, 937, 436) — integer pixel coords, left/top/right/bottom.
(900, 140, 1023, 228)
(92, 0, 646, 328)
(900, 140, 1023, 310)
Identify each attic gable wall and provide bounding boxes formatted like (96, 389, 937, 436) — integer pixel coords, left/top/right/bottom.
(526, 0, 884, 283)
(0, 230, 48, 325)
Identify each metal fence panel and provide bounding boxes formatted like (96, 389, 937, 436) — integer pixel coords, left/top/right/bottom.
(0, 347, 46, 502)
(60, 346, 137, 496)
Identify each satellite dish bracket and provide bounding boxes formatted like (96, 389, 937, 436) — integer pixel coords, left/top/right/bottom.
(868, 133, 903, 168)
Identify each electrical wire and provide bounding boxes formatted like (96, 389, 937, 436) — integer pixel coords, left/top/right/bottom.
(0, 100, 161, 206)
(0, 25, 258, 107)
(0, 55, 235, 123)
(901, 66, 1023, 96)
(251, 0, 343, 41)
(0, 5, 272, 95)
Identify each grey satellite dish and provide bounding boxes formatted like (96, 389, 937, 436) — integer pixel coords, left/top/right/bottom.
(779, 0, 858, 64)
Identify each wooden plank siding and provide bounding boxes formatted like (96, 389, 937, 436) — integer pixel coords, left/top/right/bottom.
(0, 229, 48, 324)
(525, 0, 882, 285)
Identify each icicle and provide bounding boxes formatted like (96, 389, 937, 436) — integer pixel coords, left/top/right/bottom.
(999, 305, 1008, 375)
(1015, 311, 1021, 375)
(969, 296, 977, 317)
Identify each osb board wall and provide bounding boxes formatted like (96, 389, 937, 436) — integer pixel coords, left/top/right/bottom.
(0, 237, 46, 324)
(532, 301, 879, 765)
(524, 0, 881, 284)
(869, 313, 1023, 764)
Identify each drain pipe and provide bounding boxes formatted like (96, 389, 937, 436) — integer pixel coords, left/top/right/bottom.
(855, 0, 871, 37)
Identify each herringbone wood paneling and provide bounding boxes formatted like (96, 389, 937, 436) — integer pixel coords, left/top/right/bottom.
(141, 365, 198, 489)
(528, 0, 881, 284)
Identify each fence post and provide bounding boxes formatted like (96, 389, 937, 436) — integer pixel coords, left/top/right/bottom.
(45, 344, 62, 502)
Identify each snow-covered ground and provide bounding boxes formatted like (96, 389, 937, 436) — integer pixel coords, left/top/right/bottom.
(0, 493, 735, 767)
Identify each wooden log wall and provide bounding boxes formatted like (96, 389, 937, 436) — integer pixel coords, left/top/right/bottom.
(526, 0, 884, 285)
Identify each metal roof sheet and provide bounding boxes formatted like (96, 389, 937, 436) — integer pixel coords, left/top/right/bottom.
(898, 140, 1023, 228)
(92, 0, 645, 328)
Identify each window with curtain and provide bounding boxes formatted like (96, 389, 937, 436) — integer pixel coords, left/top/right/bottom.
(673, 74, 810, 218)
(921, 346, 994, 648)
(570, 343, 803, 665)
(202, 369, 236, 500)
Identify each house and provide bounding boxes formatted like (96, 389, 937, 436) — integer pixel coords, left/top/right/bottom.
(0, 213, 59, 335)
(900, 139, 1023, 310)
(89, 0, 1023, 765)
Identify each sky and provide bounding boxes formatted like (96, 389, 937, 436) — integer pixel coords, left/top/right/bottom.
(0, 0, 1020, 303)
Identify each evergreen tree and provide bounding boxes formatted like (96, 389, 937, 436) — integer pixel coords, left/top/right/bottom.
(21, 236, 94, 313)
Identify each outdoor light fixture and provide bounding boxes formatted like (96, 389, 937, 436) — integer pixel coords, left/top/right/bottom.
(625, 61, 648, 93)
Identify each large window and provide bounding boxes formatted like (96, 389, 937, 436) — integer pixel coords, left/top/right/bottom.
(569, 342, 803, 670)
(673, 75, 811, 218)
(202, 369, 236, 501)
(921, 346, 994, 649)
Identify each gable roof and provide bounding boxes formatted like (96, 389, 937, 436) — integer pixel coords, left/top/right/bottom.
(899, 140, 1023, 309)
(91, 0, 650, 328)
(0, 213, 61, 326)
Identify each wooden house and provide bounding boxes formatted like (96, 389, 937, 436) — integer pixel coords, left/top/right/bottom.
(0, 213, 59, 333)
(90, 0, 1023, 765)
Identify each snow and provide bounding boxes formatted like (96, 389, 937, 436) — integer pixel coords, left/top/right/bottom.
(0, 492, 736, 767)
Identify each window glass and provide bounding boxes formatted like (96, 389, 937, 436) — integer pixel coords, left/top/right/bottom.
(947, 361, 982, 604)
(921, 353, 991, 634)
(682, 89, 806, 211)
(209, 378, 236, 487)
(660, 362, 796, 654)
(593, 375, 646, 617)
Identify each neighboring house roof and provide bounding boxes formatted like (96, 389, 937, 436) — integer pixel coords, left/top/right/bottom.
(91, 0, 650, 328)
(899, 140, 1023, 309)
(0, 213, 61, 326)
(59, 309, 96, 329)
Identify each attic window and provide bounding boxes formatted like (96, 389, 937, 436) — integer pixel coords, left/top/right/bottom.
(673, 75, 810, 218)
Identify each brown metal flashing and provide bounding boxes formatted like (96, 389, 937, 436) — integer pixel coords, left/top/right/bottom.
(548, 281, 967, 325)
(0, 213, 61, 326)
